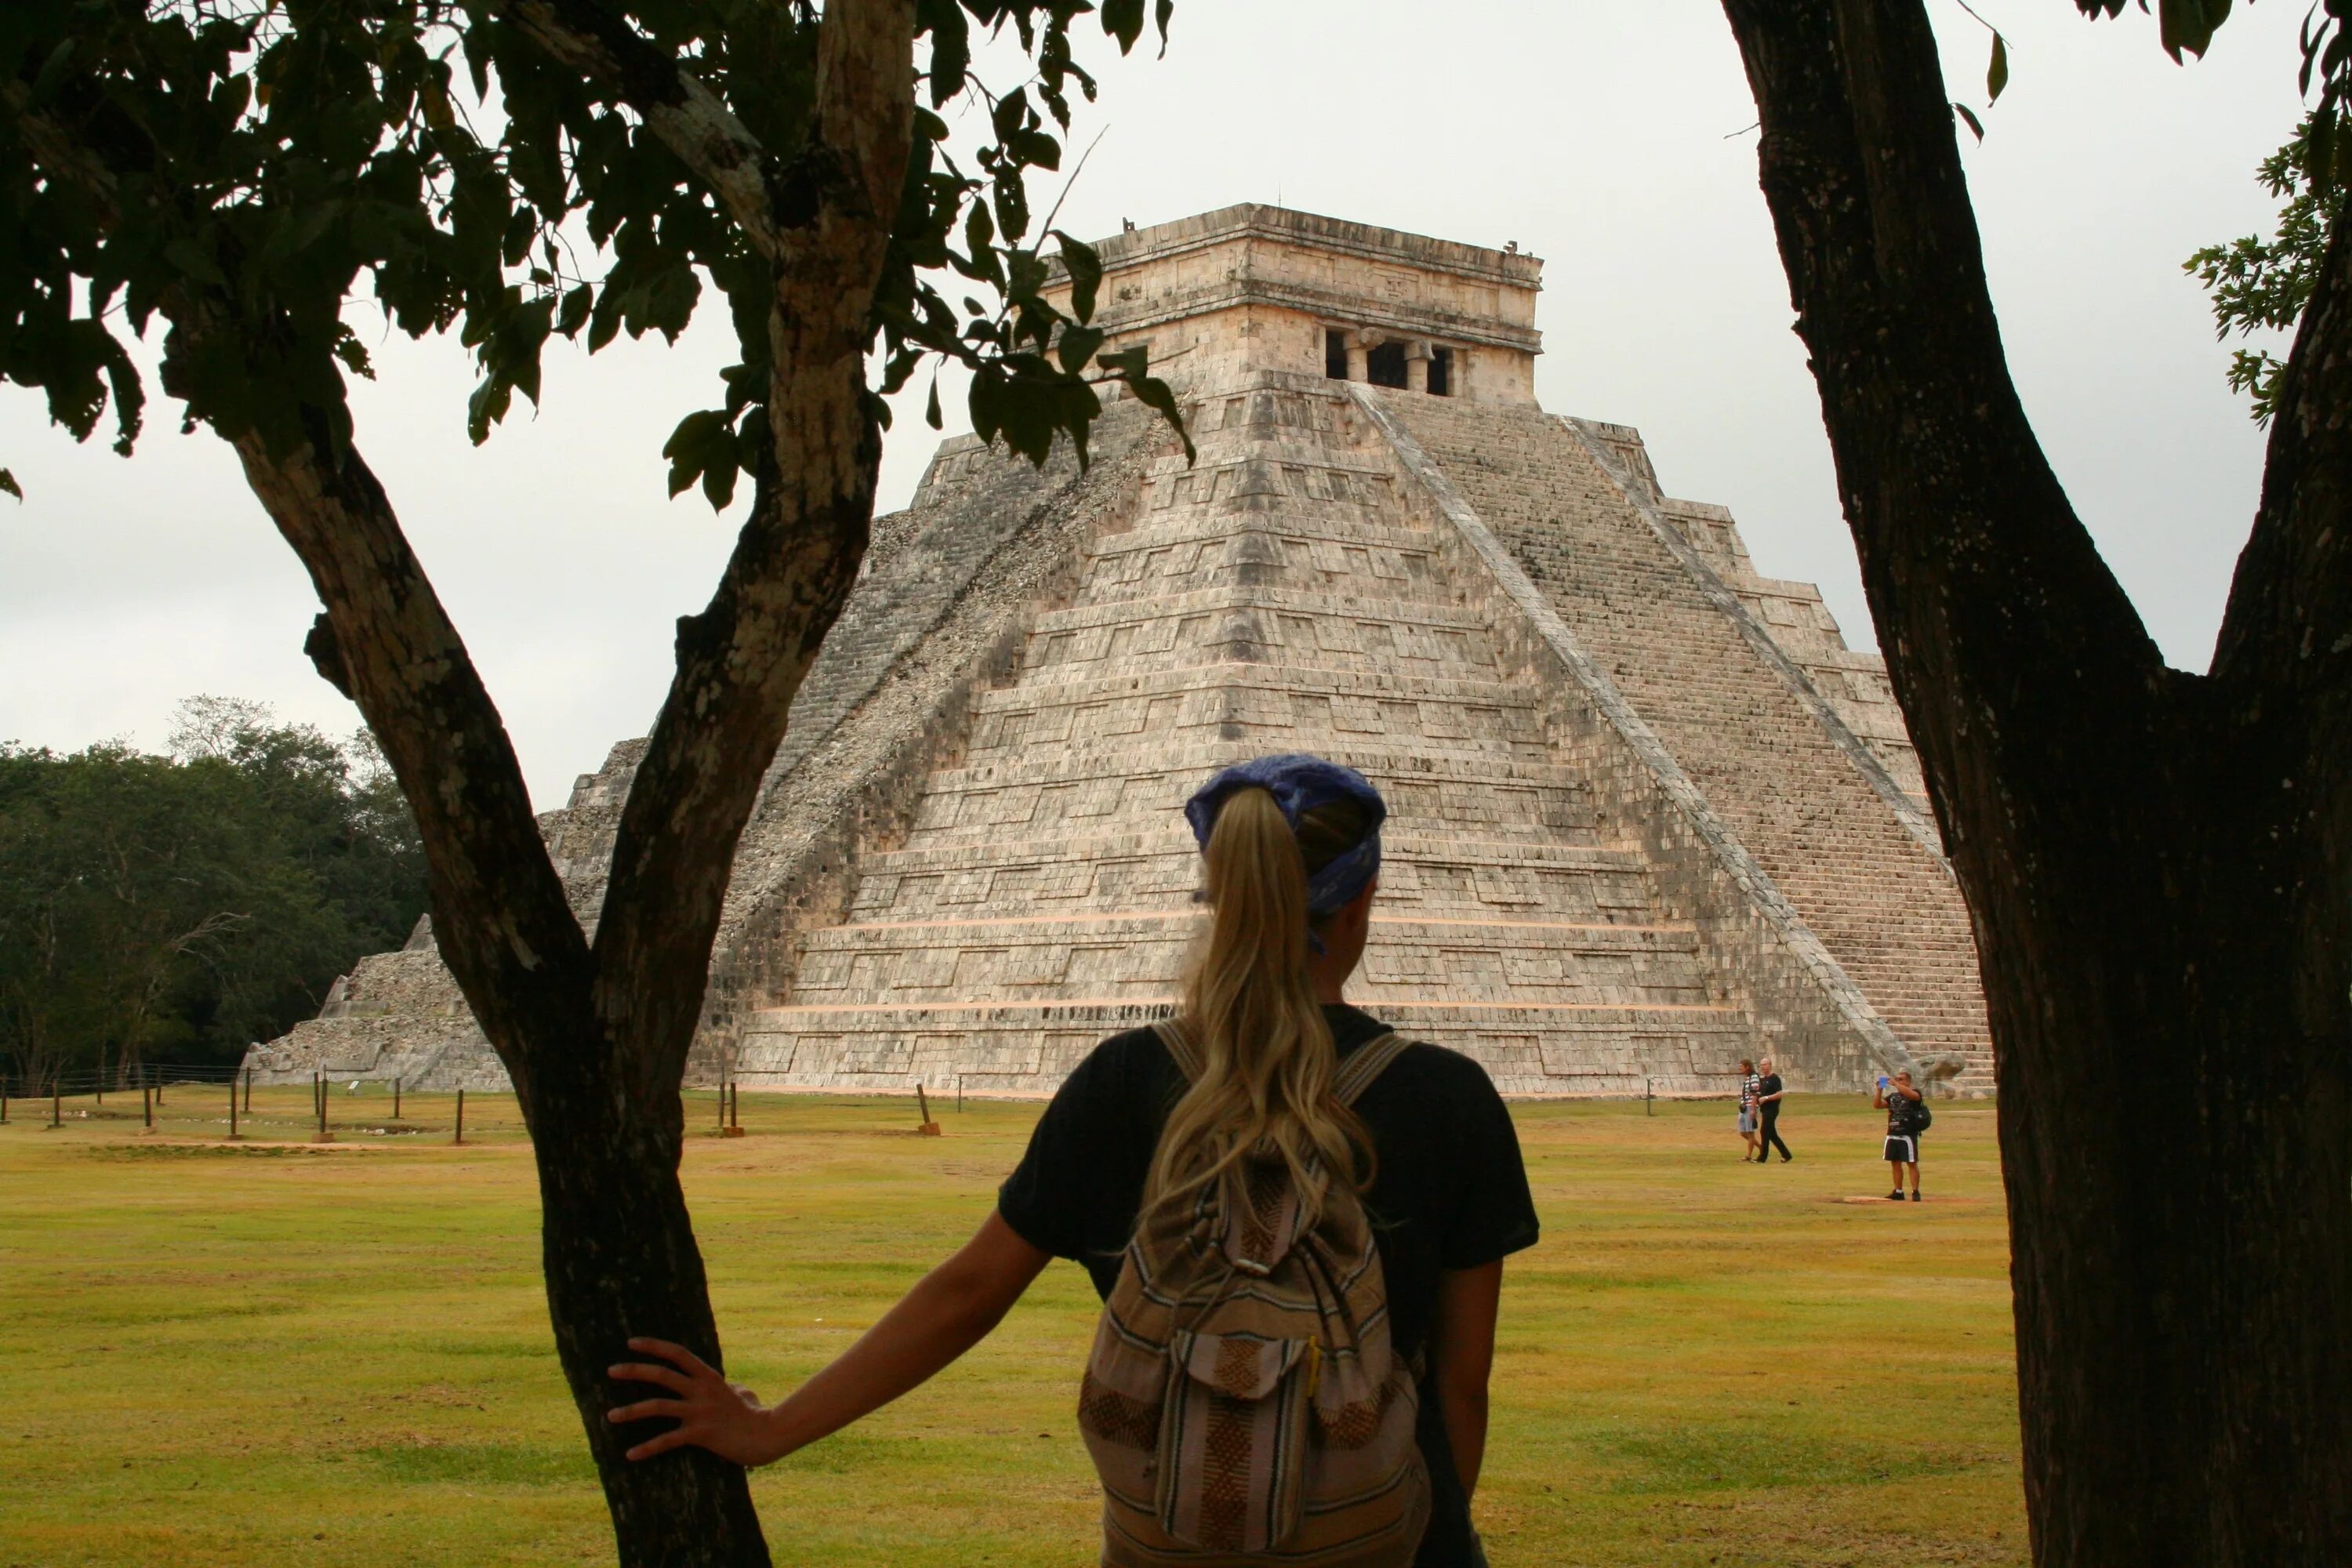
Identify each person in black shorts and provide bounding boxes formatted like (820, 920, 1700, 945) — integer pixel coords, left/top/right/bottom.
(1876, 1069, 1926, 1201)
(601, 755, 1540, 1568)
(1755, 1056, 1792, 1162)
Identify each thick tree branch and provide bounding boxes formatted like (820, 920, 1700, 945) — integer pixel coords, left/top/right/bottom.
(1719, 0, 2173, 843)
(223, 416, 595, 1106)
(504, 0, 786, 257)
(0, 83, 121, 219)
(587, 0, 917, 1094)
(2214, 211, 2352, 713)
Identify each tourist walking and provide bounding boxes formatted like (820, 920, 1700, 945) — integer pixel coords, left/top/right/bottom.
(1876, 1070, 1928, 1201)
(1737, 1058, 1763, 1161)
(1755, 1056, 1791, 1162)
(605, 754, 1538, 1568)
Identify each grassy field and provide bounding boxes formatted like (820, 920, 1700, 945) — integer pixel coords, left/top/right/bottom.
(0, 1082, 2026, 1566)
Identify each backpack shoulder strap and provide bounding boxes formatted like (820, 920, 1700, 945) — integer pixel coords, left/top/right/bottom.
(1150, 1017, 1203, 1082)
(1332, 1032, 1414, 1108)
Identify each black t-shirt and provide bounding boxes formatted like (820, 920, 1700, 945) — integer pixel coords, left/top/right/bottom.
(1886, 1089, 1923, 1136)
(997, 1003, 1541, 1567)
(1756, 1072, 1784, 1109)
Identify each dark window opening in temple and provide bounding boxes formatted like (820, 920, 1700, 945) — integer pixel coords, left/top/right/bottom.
(1324, 328, 1349, 379)
(1367, 340, 1408, 388)
(1429, 348, 1453, 397)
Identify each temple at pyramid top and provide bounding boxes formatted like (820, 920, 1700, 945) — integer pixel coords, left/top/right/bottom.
(250, 205, 1992, 1105)
(1044, 204, 1544, 403)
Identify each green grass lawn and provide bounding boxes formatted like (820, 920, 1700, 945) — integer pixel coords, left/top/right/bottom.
(0, 1083, 2025, 1566)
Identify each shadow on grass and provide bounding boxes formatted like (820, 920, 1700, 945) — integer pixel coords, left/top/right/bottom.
(361, 1440, 595, 1487)
(1589, 1425, 1991, 1494)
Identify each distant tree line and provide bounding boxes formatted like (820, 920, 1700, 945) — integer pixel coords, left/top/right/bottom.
(0, 697, 427, 1090)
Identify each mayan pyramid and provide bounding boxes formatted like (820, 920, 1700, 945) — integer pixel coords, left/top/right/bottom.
(250, 205, 1990, 1098)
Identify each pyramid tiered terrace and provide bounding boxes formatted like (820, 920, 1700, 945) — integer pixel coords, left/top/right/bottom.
(251, 206, 1990, 1099)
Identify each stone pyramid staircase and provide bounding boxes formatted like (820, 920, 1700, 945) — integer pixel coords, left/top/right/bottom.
(734, 383, 1754, 1096)
(249, 205, 1991, 1102)
(1381, 394, 1992, 1088)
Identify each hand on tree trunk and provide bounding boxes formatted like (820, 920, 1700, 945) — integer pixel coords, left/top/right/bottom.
(608, 1339, 786, 1468)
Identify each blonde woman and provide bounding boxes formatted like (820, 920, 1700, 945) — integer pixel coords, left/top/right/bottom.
(604, 755, 1540, 1567)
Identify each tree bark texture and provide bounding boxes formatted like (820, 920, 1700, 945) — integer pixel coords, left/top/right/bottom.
(1718, 3, 2352, 1563)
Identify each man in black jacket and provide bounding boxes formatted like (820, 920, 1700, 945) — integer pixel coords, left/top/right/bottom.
(1755, 1057, 1791, 1163)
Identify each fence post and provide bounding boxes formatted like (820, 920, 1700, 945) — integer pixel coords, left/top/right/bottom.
(228, 1076, 240, 1141)
(454, 1088, 465, 1145)
(393, 1076, 401, 1120)
(1646, 1078, 1654, 1117)
(142, 1081, 152, 1131)
(314, 1073, 333, 1143)
(53, 1078, 63, 1127)
(2, 1077, 9, 1123)
(243, 1068, 252, 1115)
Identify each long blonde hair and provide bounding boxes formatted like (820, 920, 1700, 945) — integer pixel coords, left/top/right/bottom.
(1144, 787, 1374, 1225)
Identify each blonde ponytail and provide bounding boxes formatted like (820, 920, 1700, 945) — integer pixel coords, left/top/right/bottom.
(1144, 787, 1369, 1226)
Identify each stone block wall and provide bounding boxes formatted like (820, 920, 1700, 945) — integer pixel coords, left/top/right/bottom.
(1379, 391, 1991, 1088)
(1363, 389, 1911, 1093)
(245, 403, 1170, 1092)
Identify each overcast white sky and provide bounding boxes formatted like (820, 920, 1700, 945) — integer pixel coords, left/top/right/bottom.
(0, 2, 2308, 808)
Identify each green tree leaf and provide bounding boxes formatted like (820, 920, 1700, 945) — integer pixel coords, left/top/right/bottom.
(1054, 230, 1103, 322)
(2186, 112, 2344, 423)
(1056, 324, 1105, 374)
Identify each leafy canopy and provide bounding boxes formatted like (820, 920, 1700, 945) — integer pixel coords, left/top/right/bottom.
(2187, 114, 2343, 423)
(2071, 2, 2352, 189)
(0, 0, 1184, 508)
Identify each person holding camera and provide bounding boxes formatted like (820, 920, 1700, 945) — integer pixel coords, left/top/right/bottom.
(1875, 1069, 1928, 1202)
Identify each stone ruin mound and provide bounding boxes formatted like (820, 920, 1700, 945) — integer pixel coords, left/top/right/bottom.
(249, 205, 1990, 1101)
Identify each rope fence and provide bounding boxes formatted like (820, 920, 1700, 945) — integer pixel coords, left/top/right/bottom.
(1, 1062, 1798, 1141)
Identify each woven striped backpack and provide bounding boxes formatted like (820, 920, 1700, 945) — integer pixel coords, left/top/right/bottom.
(1077, 1020, 1430, 1567)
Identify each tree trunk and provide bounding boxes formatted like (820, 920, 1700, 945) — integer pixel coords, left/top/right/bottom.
(223, 420, 774, 1563)
(13, 1, 916, 1555)
(193, 5, 916, 1551)
(1715, 2, 2352, 1563)
(529, 1052, 769, 1565)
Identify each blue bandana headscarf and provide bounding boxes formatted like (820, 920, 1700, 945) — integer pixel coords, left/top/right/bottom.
(1183, 753, 1386, 925)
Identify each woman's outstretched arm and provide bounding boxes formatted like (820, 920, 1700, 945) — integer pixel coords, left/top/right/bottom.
(1431, 1259, 1504, 1499)
(607, 1210, 1052, 1465)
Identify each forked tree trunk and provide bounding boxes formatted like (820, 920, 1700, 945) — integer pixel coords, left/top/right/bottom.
(1718, 2, 2352, 1563)
(205, 1, 915, 1555)
(228, 423, 788, 1563)
(529, 1054, 768, 1560)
